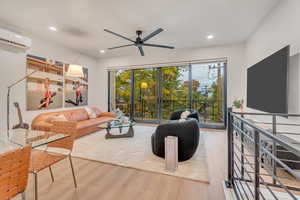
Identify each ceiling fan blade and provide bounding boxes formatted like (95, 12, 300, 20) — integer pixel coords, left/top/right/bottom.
(142, 28, 164, 42)
(108, 44, 134, 50)
(138, 46, 145, 56)
(104, 29, 135, 43)
(143, 43, 174, 49)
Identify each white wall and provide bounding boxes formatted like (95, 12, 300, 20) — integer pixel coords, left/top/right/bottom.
(245, 0, 300, 138)
(0, 35, 99, 130)
(97, 43, 246, 111)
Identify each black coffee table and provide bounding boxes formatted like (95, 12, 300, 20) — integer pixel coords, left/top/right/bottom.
(104, 120, 136, 139)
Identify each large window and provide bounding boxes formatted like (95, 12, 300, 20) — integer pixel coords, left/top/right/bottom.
(161, 66, 189, 120)
(109, 69, 131, 116)
(134, 68, 157, 120)
(108, 62, 226, 128)
(191, 63, 225, 126)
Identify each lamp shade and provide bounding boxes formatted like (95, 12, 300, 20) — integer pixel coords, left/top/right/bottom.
(66, 64, 84, 77)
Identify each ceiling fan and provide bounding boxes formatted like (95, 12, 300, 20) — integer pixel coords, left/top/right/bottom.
(104, 28, 174, 56)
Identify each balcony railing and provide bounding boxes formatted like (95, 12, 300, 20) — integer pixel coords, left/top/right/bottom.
(226, 108, 300, 200)
(114, 99, 224, 122)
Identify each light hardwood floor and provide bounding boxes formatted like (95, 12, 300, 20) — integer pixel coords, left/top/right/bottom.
(23, 130, 227, 200)
(204, 130, 227, 200)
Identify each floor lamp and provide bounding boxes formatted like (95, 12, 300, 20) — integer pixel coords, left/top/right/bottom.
(7, 69, 38, 137)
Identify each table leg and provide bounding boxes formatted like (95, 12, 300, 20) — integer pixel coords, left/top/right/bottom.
(105, 125, 134, 139)
(128, 125, 134, 137)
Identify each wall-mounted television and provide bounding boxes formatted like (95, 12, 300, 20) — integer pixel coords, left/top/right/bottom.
(247, 46, 290, 114)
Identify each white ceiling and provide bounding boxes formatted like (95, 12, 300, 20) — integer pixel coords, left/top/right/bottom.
(0, 0, 279, 58)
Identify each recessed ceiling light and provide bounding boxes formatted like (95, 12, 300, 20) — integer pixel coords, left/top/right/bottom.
(49, 26, 57, 31)
(99, 50, 105, 54)
(207, 34, 214, 40)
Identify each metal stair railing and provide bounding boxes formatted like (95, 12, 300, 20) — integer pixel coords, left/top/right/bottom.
(226, 108, 300, 200)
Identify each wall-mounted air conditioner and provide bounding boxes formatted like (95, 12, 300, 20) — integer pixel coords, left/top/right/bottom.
(0, 28, 31, 52)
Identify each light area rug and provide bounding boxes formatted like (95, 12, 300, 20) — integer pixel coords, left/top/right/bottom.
(72, 125, 209, 183)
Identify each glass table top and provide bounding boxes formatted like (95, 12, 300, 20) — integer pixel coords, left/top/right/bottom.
(105, 120, 136, 128)
(0, 129, 70, 154)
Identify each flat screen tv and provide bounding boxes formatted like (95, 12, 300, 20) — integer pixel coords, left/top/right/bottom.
(247, 46, 289, 114)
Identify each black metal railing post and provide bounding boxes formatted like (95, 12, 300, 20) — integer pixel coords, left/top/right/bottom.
(240, 114, 245, 180)
(254, 130, 260, 200)
(226, 107, 234, 188)
(272, 115, 277, 184)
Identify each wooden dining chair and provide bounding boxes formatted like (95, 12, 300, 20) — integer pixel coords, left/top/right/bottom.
(30, 135, 77, 200)
(0, 146, 32, 200)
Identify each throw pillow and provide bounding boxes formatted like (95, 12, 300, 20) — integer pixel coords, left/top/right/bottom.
(84, 107, 97, 119)
(91, 107, 102, 117)
(180, 111, 191, 120)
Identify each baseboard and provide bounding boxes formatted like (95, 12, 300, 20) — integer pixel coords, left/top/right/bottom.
(222, 181, 237, 200)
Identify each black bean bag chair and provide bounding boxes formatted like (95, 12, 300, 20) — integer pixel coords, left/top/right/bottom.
(169, 109, 199, 122)
(151, 119, 200, 162)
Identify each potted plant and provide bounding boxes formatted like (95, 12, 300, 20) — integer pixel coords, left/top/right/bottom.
(233, 99, 244, 112)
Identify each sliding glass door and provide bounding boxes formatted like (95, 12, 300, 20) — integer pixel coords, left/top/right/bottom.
(108, 62, 226, 128)
(191, 63, 225, 127)
(161, 66, 190, 120)
(108, 69, 131, 116)
(133, 68, 158, 121)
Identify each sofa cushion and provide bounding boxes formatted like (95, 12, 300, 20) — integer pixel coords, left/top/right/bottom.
(46, 114, 68, 123)
(64, 109, 89, 122)
(99, 112, 116, 118)
(32, 121, 53, 132)
(77, 117, 114, 129)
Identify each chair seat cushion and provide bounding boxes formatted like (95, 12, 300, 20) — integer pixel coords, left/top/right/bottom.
(30, 150, 67, 172)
